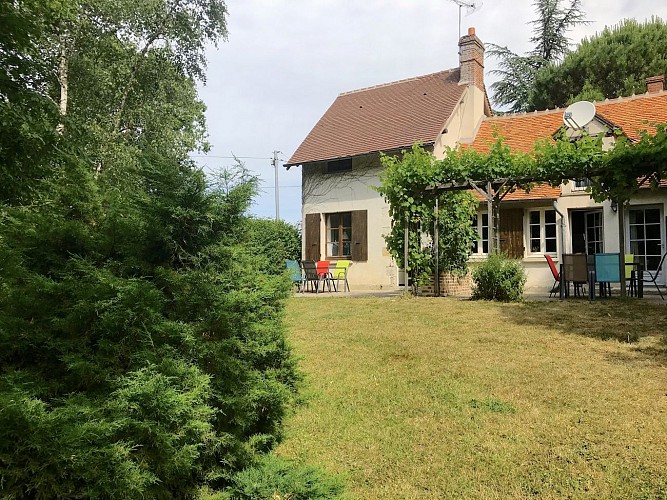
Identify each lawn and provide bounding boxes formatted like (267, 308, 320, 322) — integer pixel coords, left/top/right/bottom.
(277, 297, 667, 499)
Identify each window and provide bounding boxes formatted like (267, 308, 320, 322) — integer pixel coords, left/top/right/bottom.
(471, 212, 489, 255)
(327, 212, 352, 257)
(585, 211, 603, 254)
(573, 178, 592, 191)
(528, 209, 557, 254)
(305, 210, 367, 261)
(629, 207, 663, 272)
(570, 210, 603, 254)
(326, 158, 352, 173)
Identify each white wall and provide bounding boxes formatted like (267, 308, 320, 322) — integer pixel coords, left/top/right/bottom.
(301, 155, 397, 289)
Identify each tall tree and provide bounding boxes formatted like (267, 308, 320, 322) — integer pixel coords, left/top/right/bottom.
(488, 0, 587, 112)
(0, 1, 324, 497)
(530, 17, 667, 110)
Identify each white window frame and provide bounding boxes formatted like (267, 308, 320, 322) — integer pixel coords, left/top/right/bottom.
(627, 205, 664, 280)
(526, 208, 558, 256)
(572, 178, 592, 191)
(471, 211, 489, 256)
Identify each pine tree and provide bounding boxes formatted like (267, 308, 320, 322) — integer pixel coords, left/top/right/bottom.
(488, 0, 587, 112)
(530, 17, 667, 110)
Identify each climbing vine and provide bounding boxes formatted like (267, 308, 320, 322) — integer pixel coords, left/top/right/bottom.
(377, 145, 478, 287)
(378, 123, 667, 291)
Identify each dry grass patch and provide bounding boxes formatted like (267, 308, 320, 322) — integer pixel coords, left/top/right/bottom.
(277, 297, 667, 499)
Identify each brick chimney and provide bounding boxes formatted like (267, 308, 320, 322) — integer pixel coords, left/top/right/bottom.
(646, 75, 665, 93)
(459, 27, 485, 91)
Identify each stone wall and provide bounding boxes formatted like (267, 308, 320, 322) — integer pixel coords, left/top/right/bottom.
(419, 271, 473, 297)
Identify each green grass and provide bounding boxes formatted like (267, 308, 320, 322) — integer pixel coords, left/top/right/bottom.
(277, 297, 667, 499)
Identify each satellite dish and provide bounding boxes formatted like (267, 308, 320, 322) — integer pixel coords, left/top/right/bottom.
(563, 101, 596, 130)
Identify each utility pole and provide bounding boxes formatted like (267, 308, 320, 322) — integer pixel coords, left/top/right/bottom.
(271, 150, 281, 221)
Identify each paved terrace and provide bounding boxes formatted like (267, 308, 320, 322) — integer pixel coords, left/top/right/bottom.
(292, 287, 667, 301)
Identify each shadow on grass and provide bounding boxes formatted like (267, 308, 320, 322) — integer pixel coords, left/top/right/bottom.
(500, 298, 667, 362)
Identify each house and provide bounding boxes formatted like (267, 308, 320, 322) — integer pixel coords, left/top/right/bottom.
(468, 82, 667, 290)
(284, 28, 491, 288)
(285, 27, 667, 291)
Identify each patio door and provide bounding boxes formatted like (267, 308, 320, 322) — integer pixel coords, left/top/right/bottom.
(628, 207, 664, 284)
(571, 210, 603, 254)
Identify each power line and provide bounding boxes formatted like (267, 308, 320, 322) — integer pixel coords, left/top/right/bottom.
(190, 155, 273, 160)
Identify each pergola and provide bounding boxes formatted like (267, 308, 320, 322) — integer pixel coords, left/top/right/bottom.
(389, 122, 666, 299)
(403, 173, 633, 298)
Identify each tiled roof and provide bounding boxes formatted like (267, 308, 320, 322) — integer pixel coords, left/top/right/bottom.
(470, 91, 667, 154)
(468, 91, 667, 201)
(285, 69, 465, 166)
(472, 183, 561, 202)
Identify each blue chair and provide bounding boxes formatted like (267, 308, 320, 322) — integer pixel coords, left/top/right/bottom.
(285, 260, 304, 292)
(594, 253, 621, 297)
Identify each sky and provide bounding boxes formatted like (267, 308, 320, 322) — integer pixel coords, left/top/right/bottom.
(195, 0, 667, 224)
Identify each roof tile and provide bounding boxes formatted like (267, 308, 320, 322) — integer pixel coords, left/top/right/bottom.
(468, 92, 667, 200)
(470, 91, 667, 154)
(286, 69, 465, 166)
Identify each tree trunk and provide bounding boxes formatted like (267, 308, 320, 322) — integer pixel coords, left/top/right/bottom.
(56, 43, 69, 134)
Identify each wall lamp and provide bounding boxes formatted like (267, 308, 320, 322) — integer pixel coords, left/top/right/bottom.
(610, 200, 618, 213)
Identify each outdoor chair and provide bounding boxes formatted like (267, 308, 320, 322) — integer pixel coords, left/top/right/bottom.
(332, 260, 352, 292)
(315, 260, 333, 292)
(562, 253, 588, 297)
(544, 254, 560, 298)
(625, 254, 637, 297)
(594, 253, 621, 297)
(641, 251, 667, 300)
(301, 260, 321, 293)
(285, 260, 304, 292)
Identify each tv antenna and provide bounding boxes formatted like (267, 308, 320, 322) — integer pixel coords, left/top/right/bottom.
(448, 0, 482, 39)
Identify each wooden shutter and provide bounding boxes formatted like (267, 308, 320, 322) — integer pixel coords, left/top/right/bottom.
(304, 213, 320, 260)
(351, 210, 368, 261)
(499, 209, 524, 259)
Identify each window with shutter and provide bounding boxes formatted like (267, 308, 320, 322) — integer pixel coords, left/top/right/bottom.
(304, 213, 321, 260)
(500, 209, 525, 259)
(323, 210, 368, 261)
(351, 210, 368, 261)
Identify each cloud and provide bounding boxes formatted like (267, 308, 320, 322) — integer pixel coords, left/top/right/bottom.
(196, 0, 667, 223)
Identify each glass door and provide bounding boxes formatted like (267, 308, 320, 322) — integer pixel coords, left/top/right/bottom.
(629, 207, 664, 282)
(570, 209, 603, 254)
(584, 211, 604, 254)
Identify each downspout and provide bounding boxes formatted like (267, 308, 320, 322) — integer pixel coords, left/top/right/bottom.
(552, 200, 566, 258)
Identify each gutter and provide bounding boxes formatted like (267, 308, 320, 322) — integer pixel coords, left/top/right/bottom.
(552, 200, 566, 258)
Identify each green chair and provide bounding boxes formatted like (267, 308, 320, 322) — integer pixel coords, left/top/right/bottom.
(332, 260, 352, 292)
(625, 254, 636, 297)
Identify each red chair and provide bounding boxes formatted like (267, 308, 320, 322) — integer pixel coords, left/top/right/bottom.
(316, 260, 332, 292)
(545, 254, 560, 298)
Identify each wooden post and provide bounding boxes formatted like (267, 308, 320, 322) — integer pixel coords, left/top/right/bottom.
(487, 181, 494, 254)
(434, 198, 440, 297)
(404, 215, 409, 294)
(618, 201, 627, 298)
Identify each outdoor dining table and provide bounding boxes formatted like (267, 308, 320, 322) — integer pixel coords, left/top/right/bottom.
(559, 253, 644, 300)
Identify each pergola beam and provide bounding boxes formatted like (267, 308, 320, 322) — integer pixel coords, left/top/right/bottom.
(428, 172, 633, 298)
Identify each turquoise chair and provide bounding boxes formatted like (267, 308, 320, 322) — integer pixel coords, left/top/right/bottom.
(285, 260, 304, 292)
(594, 253, 620, 297)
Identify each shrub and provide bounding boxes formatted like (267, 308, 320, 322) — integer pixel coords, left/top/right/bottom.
(246, 218, 301, 274)
(217, 455, 344, 500)
(0, 159, 301, 497)
(472, 253, 527, 302)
